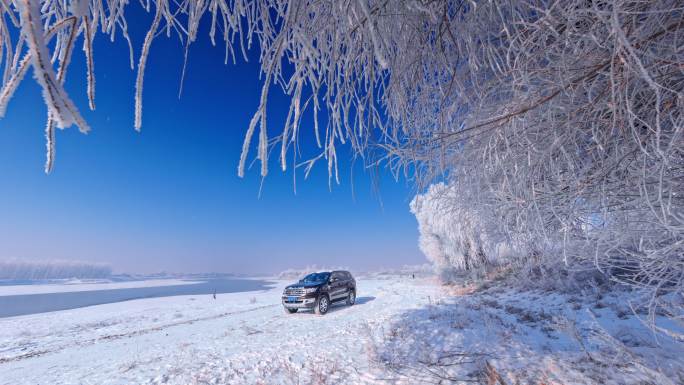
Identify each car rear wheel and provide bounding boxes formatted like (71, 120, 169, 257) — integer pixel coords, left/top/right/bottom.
(285, 307, 298, 314)
(346, 289, 356, 306)
(314, 295, 329, 315)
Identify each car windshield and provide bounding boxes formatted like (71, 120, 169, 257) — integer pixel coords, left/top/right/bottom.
(300, 272, 330, 283)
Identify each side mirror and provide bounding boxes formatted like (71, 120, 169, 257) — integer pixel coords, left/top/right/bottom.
(329, 277, 337, 283)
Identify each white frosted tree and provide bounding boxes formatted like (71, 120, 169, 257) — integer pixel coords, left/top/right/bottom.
(410, 182, 532, 281)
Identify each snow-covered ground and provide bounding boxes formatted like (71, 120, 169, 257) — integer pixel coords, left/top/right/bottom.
(0, 278, 681, 384)
(0, 279, 202, 296)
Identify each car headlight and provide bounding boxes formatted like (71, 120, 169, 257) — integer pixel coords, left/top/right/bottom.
(304, 287, 318, 294)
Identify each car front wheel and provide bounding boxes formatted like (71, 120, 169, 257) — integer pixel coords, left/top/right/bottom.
(314, 295, 329, 315)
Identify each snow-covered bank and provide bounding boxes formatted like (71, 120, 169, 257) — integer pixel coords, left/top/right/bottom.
(0, 279, 203, 296)
(0, 278, 681, 384)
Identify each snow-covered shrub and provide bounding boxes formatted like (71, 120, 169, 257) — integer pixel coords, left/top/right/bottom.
(357, 264, 435, 279)
(394, 264, 434, 277)
(0, 259, 112, 280)
(411, 182, 532, 283)
(276, 265, 348, 280)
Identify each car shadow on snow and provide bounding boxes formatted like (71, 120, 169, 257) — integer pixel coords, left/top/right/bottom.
(325, 296, 375, 313)
(354, 296, 375, 305)
(297, 296, 376, 315)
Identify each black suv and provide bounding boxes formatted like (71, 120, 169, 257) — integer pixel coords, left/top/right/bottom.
(282, 271, 356, 315)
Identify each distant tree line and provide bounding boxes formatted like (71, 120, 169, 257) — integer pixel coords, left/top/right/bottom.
(0, 259, 112, 280)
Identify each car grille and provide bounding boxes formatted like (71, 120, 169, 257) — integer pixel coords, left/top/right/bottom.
(284, 287, 305, 296)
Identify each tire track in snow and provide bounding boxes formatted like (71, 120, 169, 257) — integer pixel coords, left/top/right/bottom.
(0, 303, 280, 364)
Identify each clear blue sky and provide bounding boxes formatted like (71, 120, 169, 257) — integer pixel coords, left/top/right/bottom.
(0, 10, 423, 275)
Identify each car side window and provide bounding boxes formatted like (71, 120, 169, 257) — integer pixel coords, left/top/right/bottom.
(331, 272, 341, 281)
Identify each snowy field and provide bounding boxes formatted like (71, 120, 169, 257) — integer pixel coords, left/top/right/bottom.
(0, 277, 682, 384)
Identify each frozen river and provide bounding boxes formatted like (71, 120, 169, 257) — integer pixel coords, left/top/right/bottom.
(0, 278, 272, 317)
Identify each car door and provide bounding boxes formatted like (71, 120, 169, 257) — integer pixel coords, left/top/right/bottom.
(338, 272, 350, 298)
(329, 272, 346, 300)
(344, 271, 354, 292)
